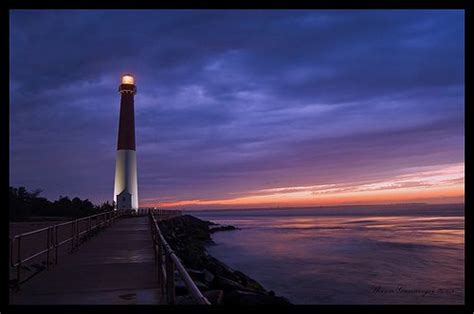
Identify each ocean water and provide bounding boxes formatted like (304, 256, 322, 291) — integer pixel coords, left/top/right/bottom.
(192, 205, 464, 304)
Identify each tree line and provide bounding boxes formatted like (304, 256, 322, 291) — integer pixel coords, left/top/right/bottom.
(9, 186, 115, 221)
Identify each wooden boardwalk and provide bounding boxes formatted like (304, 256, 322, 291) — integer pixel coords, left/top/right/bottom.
(9, 216, 165, 304)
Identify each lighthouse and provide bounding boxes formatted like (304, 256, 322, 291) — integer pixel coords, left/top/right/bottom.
(113, 74, 139, 211)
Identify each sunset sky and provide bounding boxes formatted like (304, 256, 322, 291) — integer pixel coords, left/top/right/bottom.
(9, 10, 464, 209)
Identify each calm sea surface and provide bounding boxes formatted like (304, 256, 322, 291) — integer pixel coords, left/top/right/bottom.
(192, 206, 464, 304)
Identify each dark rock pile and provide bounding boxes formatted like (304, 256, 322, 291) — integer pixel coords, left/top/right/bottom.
(158, 215, 291, 305)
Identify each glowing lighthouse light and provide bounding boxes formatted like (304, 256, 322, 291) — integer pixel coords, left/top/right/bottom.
(121, 74, 135, 85)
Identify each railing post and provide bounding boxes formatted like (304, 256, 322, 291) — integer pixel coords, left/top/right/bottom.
(75, 219, 79, 249)
(166, 253, 175, 304)
(10, 237, 13, 267)
(150, 212, 153, 226)
(70, 221, 74, 252)
(73, 220, 77, 249)
(16, 237, 21, 285)
(153, 229, 157, 261)
(158, 240, 164, 293)
(55, 225, 59, 264)
(46, 227, 50, 270)
(9, 237, 12, 267)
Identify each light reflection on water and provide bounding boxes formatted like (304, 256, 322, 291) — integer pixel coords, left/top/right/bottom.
(193, 210, 464, 304)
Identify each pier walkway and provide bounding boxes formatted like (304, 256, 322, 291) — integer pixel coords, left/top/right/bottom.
(10, 215, 164, 305)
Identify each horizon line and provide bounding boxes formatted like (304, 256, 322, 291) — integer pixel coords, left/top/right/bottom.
(140, 201, 465, 212)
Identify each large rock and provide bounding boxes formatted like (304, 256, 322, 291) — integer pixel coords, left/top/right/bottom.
(211, 275, 251, 293)
(203, 290, 223, 304)
(223, 290, 292, 305)
(175, 278, 209, 296)
(209, 225, 238, 233)
(175, 290, 223, 305)
(187, 269, 205, 282)
(203, 269, 215, 284)
(187, 268, 215, 284)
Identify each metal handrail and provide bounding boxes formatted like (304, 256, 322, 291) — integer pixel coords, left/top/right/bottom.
(136, 208, 183, 217)
(149, 211, 210, 305)
(10, 209, 130, 286)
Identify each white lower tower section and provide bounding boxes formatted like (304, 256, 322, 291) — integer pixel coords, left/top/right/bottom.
(114, 149, 139, 210)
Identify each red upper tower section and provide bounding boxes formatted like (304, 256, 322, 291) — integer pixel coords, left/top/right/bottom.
(117, 74, 137, 151)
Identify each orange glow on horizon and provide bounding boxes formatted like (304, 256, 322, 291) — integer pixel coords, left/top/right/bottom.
(142, 162, 464, 209)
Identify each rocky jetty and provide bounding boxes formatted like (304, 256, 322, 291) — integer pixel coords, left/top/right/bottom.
(158, 215, 291, 305)
(209, 224, 239, 233)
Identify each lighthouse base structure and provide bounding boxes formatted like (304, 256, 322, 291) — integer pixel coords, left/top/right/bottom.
(114, 149, 139, 211)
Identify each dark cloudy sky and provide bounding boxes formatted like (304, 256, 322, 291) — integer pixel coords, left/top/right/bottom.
(9, 10, 464, 208)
